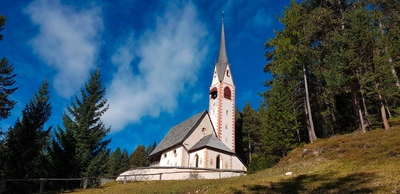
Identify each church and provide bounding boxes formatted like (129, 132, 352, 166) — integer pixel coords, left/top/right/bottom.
(148, 15, 247, 172)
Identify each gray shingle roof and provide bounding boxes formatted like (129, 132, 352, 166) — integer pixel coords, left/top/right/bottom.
(149, 111, 207, 157)
(216, 17, 229, 82)
(189, 134, 234, 154)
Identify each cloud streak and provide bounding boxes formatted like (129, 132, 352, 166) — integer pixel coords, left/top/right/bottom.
(25, 0, 103, 98)
(104, 2, 209, 132)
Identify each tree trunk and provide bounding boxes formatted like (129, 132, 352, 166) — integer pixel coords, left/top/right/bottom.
(248, 133, 251, 164)
(352, 85, 366, 134)
(293, 108, 301, 143)
(379, 93, 390, 131)
(361, 93, 371, 127)
(385, 100, 392, 119)
(375, 82, 390, 131)
(304, 67, 317, 143)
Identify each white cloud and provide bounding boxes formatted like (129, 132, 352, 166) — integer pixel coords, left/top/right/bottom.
(104, 2, 209, 132)
(25, 0, 103, 98)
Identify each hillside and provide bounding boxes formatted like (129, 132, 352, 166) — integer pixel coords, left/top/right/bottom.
(73, 123, 400, 193)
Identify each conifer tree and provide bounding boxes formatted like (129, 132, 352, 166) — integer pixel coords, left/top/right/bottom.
(3, 80, 52, 193)
(107, 147, 122, 176)
(241, 102, 262, 166)
(119, 149, 130, 173)
(130, 145, 148, 168)
(0, 15, 18, 126)
(0, 15, 18, 181)
(50, 69, 110, 187)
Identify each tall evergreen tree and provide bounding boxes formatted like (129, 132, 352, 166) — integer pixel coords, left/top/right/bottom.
(50, 69, 110, 187)
(241, 102, 263, 166)
(3, 80, 52, 193)
(107, 147, 122, 177)
(0, 15, 18, 125)
(0, 14, 18, 181)
(119, 149, 130, 174)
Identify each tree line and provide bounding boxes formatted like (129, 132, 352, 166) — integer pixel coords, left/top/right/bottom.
(235, 0, 400, 173)
(0, 15, 156, 193)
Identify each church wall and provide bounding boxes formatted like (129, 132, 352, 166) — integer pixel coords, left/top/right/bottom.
(232, 156, 247, 171)
(220, 82, 235, 151)
(159, 146, 186, 167)
(183, 117, 215, 150)
(206, 149, 232, 169)
(189, 149, 206, 168)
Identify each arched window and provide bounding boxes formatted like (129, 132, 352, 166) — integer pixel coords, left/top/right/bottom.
(194, 155, 199, 168)
(224, 87, 231, 99)
(216, 155, 221, 169)
(210, 87, 218, 99)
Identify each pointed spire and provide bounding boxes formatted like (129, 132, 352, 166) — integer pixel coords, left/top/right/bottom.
(216, 11, 229, 82)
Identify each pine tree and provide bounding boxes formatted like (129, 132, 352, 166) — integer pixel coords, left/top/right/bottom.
(119, 149, 130, 174)
(3, 80, 52, 193)
(0, 14, 18, 181)
(241, 102, 262, 166)
(50, 69, 110, 187)
(130, 145, 148, 168)
(107, 147, 122, 177)
(0, 15, 18, 126)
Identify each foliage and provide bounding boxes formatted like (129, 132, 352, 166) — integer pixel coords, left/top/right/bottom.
(2, 80, 52, 193)
(0, 15, 18, 129)
(0, 14, 18, 182)
(263, 0, 400, 142)
(107, 147, 130, 177)
(130, 142, 156, 168)
(50, 69, 110, 188)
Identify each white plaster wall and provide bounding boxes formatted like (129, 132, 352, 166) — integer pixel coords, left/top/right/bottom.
(189, 149, 206, 168)
(183, 117, 215, 150)
(117, 168, 246, 181)
(159, 146, 185, 167)
(209, 85, 220, 134)
(222, 65, 234, 85)
(220, 83, 235, 151)
(232, 156, 247, 171)
(206, 149, 231, 169)
(211, 66, 219, 86)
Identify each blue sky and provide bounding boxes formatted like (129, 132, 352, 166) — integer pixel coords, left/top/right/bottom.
(0, 0, 289, 153)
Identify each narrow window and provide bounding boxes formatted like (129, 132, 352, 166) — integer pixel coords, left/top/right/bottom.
(216, 155, 221, 169)
(194, 155, 199, 167)
(224, 87, 231, 99)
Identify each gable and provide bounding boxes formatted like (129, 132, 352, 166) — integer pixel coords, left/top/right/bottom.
(149, 111, 208, 157)
(182, 113, 216, 150)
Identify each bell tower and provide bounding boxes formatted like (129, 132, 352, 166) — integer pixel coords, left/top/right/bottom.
(209, 12, 235, 151)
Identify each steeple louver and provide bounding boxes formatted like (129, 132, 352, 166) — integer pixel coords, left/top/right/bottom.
(216, 12, 229, 82)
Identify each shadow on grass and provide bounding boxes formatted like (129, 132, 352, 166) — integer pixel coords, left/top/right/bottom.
(233, 172, 378, 194)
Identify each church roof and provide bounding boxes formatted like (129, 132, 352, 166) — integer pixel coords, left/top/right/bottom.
(216, 13, 229, 82)
(189, 134, 234, 154)
(149, 111, 208, 157)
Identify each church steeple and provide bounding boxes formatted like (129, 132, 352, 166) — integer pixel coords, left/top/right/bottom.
(209, 12, 235, 151)
(216, 11, 229, 82)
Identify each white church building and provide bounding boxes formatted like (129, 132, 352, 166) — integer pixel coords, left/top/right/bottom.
(117, 15, 246, 181)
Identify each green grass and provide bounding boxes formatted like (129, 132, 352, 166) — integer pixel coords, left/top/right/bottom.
(72, 125, 400, 194)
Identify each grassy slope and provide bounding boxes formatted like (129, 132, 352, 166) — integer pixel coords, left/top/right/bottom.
(73, 123, 400, 194)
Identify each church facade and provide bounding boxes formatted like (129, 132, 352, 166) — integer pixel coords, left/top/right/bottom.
(148, 16, 246, 172)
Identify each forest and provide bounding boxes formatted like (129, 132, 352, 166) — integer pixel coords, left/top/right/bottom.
(235, 0, 400, 173)
(1, 0, 400, 193)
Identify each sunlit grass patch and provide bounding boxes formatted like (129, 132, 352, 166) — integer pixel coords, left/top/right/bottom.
(73, 126, 400, 194)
